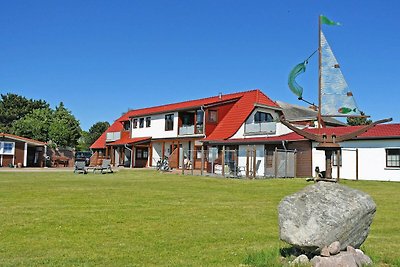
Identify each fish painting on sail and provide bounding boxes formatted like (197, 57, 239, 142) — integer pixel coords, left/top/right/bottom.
(338, 107, 357, 114)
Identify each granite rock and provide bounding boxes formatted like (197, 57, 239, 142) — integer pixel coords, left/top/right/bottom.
(278, 181, 376, 253)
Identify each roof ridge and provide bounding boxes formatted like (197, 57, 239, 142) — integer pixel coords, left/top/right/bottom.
(123, 89, 262, 117)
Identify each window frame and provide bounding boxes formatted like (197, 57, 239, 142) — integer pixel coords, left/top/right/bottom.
(123, 121, 131, 131)
(139, 118, 144, 128)
(165, 114, 174, 131)
(208, 110, 218, 123)
(386, 148, 400, 168)
(0, 142, 15, 155)
(133, 119, 138, 129)
(254, 111, 273, 123)
(146, 117, 151, 127)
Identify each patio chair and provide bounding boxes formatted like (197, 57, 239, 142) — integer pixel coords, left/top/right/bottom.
(74, 161, 88, 174)
(93, 159, 113, 174)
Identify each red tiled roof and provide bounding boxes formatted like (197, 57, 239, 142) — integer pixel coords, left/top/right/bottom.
(206, 123, 400, 144)
(205, 90, 280, 140)
(107, 136, 151, 146)
(0, 133, 46, 146)
(124, 89, 278, 118)
(90, 120, 124, 149)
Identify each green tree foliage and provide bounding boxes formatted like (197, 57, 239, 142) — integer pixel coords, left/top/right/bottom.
(347, 111, 372, 126)
(76, 130, 91, 151)
(75, 122, 110, 151)
(49, 102, 81, 147)
(88, 121, 110, 145)
(11, 108, 54, 142)
(0, 93, 49, 133)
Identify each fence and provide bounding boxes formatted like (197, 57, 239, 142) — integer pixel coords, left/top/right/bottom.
(180, 147, 296, 178)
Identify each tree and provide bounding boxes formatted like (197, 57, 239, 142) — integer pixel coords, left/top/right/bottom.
(76, 130, 91, 151)
(11, 108, 53, 142)
(88, 121, 110, 145)
(347, 111, 372, 126)
(48, 102, 81, 147)
(0, 93, 49, 133)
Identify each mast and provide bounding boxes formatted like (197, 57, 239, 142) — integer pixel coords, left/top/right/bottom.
(318, 15, 322, 129)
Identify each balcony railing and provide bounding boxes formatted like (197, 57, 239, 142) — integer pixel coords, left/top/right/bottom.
(106, 131, 121, 142)
(179, 125, 204, 135)
(245, 122, 276, 134)
(179, 125, 195, 135)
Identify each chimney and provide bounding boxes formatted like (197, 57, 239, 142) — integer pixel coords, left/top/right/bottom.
(218, 92, 222, 99)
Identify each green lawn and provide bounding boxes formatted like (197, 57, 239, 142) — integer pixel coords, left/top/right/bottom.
(0, 170, 399, 266)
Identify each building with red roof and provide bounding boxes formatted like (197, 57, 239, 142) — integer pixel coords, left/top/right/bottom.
(91, 89, 286, 168)
(0, 133, 47, 167)
(90, 89, 400, 181)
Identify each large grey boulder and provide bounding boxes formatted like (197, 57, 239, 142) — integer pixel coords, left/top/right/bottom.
(278, 182, 376, 253)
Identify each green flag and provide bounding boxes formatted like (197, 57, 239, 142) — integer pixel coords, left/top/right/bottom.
(320, 15, 341, 26)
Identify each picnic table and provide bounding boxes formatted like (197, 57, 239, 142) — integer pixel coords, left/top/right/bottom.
(52, 156, 69, 167)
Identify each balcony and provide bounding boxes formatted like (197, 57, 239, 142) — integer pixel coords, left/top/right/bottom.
(179, 125, 195, 135)
(179, 125, 204, 136)
(245, 122, 276, 135)
(106, 131, 121, 142)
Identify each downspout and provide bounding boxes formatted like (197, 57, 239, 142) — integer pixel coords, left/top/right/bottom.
(201, 105, 206, 138)
(282, 140, 287, 151)
(124, 144, 133, 168)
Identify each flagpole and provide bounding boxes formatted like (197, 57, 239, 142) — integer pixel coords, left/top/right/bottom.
(318, 15, 323, 129)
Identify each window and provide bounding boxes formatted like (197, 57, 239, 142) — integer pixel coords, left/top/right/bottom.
(254, 111, 273, 123)
(139, 118, 144, 128)
(136, 149, 142, 159)
(208, 110, 218, 123)
(133, 119, 138, 129)
(0, 142, 14, 155)
(386, 149, 400, 167)
(146, 117, 151, 127)
(196, 110, 204, 134)
(182, 113, 194, 126)
(136, 148, 148, 159)
(165, 114, 174, 131)
(123, 121, 130, 131)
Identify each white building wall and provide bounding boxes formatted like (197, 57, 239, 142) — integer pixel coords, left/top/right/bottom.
(131, 112, 179, 139)
(238, 144, 265, 177)
(152, 142, 163, 166)
(312, 139, 400, 182)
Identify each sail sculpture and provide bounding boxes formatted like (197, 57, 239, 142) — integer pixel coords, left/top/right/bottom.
(283, 15, 392, 180)
(320, 32, 361, 117)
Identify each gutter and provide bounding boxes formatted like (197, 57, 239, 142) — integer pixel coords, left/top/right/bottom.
(124, 144, 133, 168)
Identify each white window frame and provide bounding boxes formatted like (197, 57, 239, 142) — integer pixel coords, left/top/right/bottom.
(0, 142, 15, 155)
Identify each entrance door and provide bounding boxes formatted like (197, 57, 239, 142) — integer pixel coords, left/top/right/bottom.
(135, 147, 148, 168)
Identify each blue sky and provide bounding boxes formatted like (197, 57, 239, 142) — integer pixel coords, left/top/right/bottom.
(1, 0, 399, 130)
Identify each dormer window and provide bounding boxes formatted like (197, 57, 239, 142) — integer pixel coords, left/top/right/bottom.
(123, 121, 131, 131)
(254, 111, 273, 123)
(208, 110, 218, 123)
